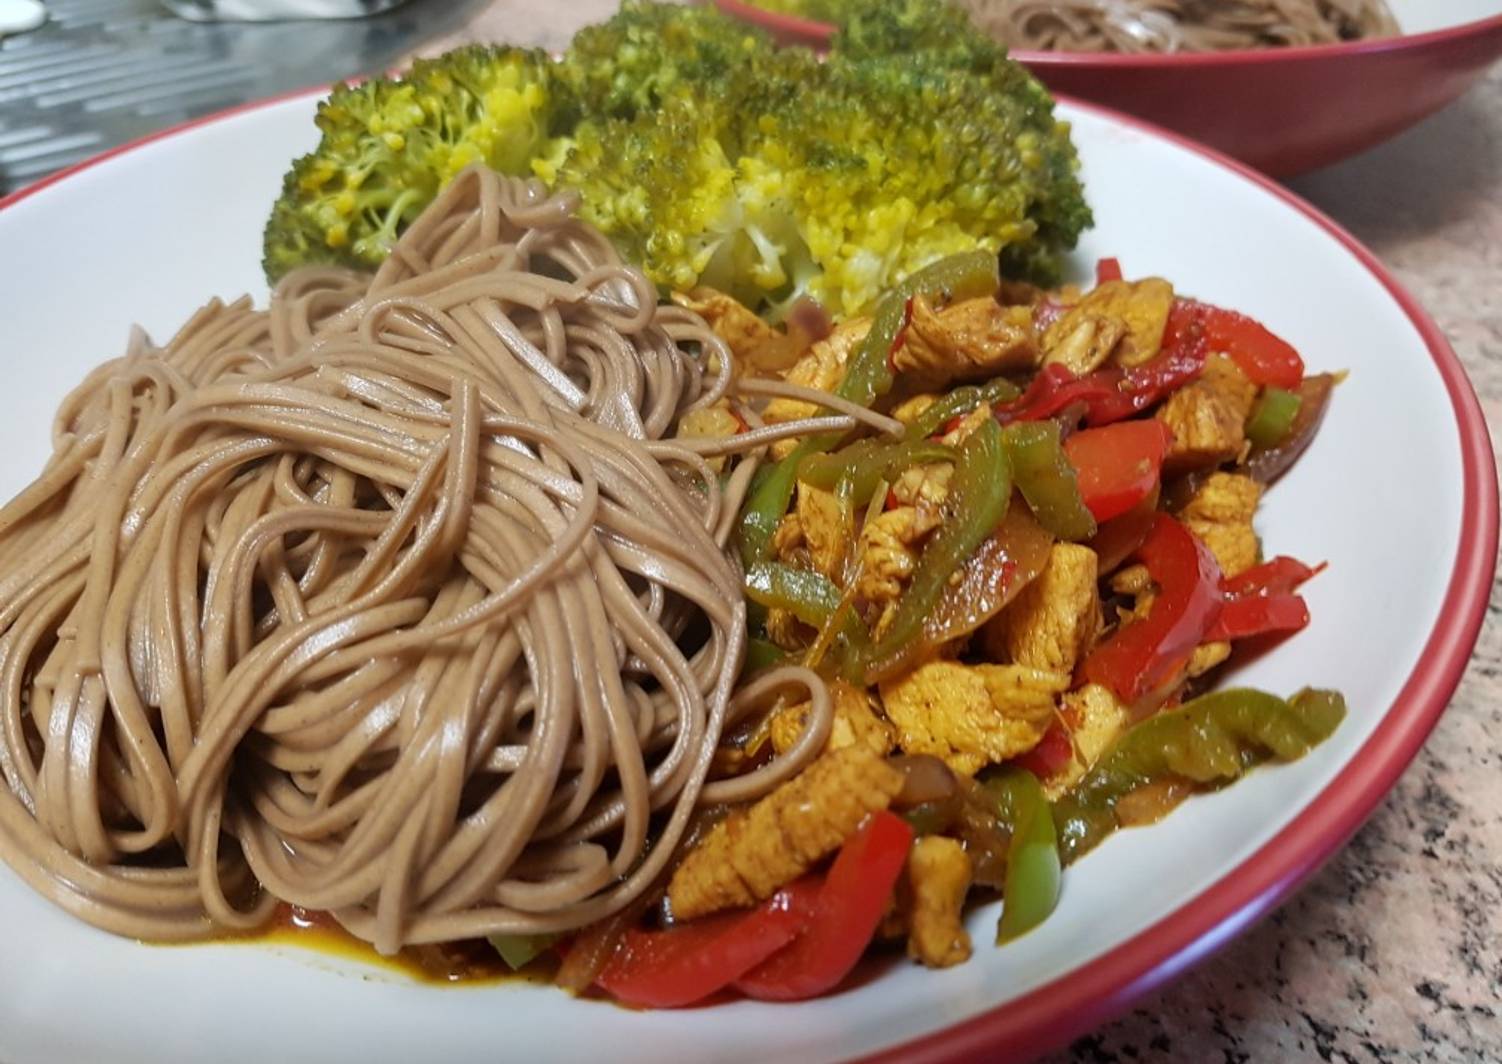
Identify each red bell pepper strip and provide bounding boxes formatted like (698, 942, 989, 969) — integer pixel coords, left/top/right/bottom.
(886, 296, 917, 373)
(1063, 420, 1174, 523)
(992, 363, 1114, 425)
(1175, 299, 1304, 389)
(1082, 325, 1207, 425)
(1207, 555, 1324, 641)
(1207, 594, 1310, 642)
(1013, 722, 1075, 779)
(1087, 497, 1159, 575)
(736, 810, 914, 1001)
(595, 885, 812, 1008)
(1222, 555, 1323, 598)
(1095, 257, 1123, 285)
(994, 315, 1207, 430)
(1080, 513, 1224, 702)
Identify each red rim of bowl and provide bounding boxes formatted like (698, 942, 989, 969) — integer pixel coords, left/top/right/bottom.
(0, 86, 1496, 1064)
(712, 0, 1502, 67)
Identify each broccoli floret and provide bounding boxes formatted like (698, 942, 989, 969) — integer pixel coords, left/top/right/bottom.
(262, 45, 563, 281)
(556, 90, 816, 313)
(557, 0, 780, 123)
(561, 2, 1089, 316)
(262, 1, 1092, 313)
(831, 0, 1005, 68)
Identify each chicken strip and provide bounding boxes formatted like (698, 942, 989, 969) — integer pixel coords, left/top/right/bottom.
(1177, 471, 1263, 578)
(906, 836, 973, 969)
(674, 399, 743, 473)
(1042, 277, 1174, 372)
(879, 661, 1069, 776)
(894, 295, 1039, 388)
(762, 318, 871, 458)
(981, 543, 1100, 673)
(672, 287, 805, 372)
(666, 746, 903, 920)
(770, 680, 896, 758)
(1156, 354, 1257, 473)
(1039, 683, 1130, 800)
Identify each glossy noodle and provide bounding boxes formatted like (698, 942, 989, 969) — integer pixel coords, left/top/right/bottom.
(960, 0, 1401, 52)
(0, 167, 856, 955)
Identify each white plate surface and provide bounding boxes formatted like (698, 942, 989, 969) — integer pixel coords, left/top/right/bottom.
(0, 94, 1485, 1064)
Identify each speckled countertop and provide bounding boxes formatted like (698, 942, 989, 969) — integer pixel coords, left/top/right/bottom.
(418, 6, 1502, 1059)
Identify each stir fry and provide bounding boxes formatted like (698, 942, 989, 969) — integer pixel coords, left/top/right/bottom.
(492, 255, 1345, 1005)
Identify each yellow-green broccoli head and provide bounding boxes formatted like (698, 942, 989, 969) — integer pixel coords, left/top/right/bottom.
(263, 0, 1091, 314)
(262, 45, 563, 281)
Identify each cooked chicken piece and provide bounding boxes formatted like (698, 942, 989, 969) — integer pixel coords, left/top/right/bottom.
(1042, 312, 1126, 376)
(672, 287, 804, 372)
(1109, 564, 1153, 597)
(1043, 278, 1174, 371)
(1205, 351, 1258, 400)
(854, 506, 933, 634)
(1156, 354, 1257, 473)
(1109, 563, 1156, 624)
(997, 278, 1052, 307)
(771, 512, 805, 560)
(764, 606, 809, 651)
(674, 400, 743, 473)
(1187, 641, 1232, 679)
(894, 295, 1039, 389)
(906, 836, 973, 968)
(877, 889, 911, 942)
(981, 543, 1101, 673)
(794, 480, 847, 582)
(939, 403, 991, 446)
(892, 393, 941, 426)
(1178, 471, 1262, 578)
(1111, 565, 1153, 598)
(667, 746, 903, 920)
(1040, 683, 1130, 800)
(771, 680, 896, 757)
(889, 462, 954, 531)
(878, 661, 1069, 776)
(763, 318, 872, 458)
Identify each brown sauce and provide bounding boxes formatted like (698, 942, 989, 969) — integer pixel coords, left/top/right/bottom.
(227, 904, 558, 986)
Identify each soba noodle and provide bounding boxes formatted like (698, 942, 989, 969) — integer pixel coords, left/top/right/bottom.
(0, 166, 860, 955)
(957, 0, 1400, 52)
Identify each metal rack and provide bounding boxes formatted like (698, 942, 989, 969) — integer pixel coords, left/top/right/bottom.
(0, 0, 486, 194)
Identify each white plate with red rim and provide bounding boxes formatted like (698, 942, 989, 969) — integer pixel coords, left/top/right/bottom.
(0, 89, 1495, 1063)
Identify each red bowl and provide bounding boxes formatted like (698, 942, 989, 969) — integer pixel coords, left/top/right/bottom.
(711, 0, 1502, 176)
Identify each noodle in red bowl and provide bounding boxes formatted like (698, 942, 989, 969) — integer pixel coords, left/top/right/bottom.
(715, 0, 1502, 175)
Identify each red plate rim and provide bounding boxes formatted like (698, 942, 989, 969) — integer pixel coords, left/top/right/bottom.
(711, 0, 1502, 67)
(1, 84, 1496, 1064)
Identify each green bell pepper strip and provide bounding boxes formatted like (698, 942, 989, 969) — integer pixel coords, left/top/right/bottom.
(743, 636, 788, 676)
(745, 562, 871, 663)
(744, 562, 844, 628)
(1052, 687, 1346, 865)
(488, 932, 560, 971)
(736, 252, 1000, 567)
(904, 376, 1023, 441)
(738, 441, 817, 568)
(797, 439, 957, 507)
(855, 418, 1013, 683)
(839, 250, 1002, 410)
(985, 768, 1062, 944)
(1244, 387, 1303, 449)
(1001, 421, 1098, 542)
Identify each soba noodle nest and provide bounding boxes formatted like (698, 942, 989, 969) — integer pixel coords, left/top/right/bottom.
(0, 166, 856, 955)
(962, 0, 1401, 52)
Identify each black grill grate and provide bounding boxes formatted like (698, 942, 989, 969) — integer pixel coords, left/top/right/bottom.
(0, 0, 486, 194)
